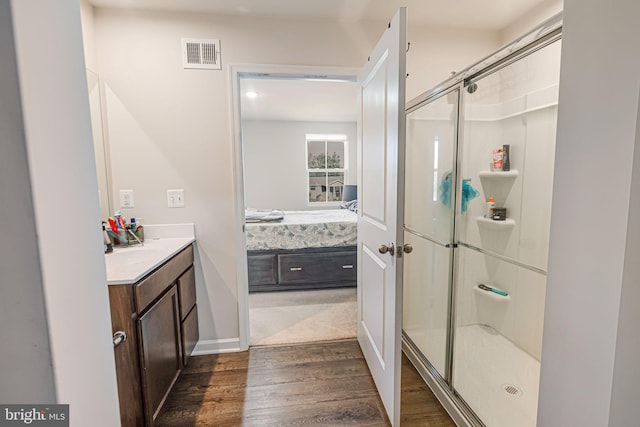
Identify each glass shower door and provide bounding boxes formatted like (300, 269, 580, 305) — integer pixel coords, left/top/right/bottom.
(403, 89, 459, 379)
(452, 40, 562, 426)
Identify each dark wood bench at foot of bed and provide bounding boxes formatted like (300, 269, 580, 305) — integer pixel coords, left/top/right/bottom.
(247, 246, 357, 293)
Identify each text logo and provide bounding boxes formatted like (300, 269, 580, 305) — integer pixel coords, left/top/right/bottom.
(0, 405, 68, 426)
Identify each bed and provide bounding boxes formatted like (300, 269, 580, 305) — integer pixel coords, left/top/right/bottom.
(245, 209, 357, 292)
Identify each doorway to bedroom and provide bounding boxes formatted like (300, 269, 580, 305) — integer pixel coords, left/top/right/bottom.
(236, 70, 359, 347)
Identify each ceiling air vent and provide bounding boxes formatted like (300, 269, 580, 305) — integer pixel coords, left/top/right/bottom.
(182, 38, 221, 70)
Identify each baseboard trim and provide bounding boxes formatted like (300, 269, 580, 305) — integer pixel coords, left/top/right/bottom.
(192, 338, 242, 355)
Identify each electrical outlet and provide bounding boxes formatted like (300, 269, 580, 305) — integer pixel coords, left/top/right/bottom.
(120, 189, 134, 208)
(167, 189, 185, 208)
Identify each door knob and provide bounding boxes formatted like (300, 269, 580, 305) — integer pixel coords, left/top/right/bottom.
(402, 244, 414, 254)
(379, 243, 395, 256)
(113, 331, 127, 348)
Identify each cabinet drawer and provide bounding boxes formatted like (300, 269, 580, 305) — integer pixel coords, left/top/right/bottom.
(247, 254, 277, 286)
(135, 245, 193, 312)
(178, 265, 196, 320)
(278, 251, 356, 285)
(181, 304, 199, 367)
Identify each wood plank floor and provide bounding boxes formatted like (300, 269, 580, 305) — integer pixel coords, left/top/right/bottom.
(400, 355, 456, 427)
(156, 339, 454, 426)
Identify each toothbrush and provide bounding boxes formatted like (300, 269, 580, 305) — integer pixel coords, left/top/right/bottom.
(478, 284, 508, 296)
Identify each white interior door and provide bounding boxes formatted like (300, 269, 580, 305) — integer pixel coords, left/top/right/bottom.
(357, 8, 406, 427)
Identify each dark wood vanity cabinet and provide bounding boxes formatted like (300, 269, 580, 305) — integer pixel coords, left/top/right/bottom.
(109, 244, 199, 426)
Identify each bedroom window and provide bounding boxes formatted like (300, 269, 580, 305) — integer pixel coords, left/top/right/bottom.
(306, 134, 348, 205)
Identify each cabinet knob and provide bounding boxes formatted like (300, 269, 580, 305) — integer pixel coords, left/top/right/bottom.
(113, 331, 127, 348)
(379, 243, 395, 256)
(402, 244, 414, 254)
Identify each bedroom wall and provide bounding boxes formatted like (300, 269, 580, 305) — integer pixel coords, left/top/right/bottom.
(91, 7, 504, 350)
(243, 120, 357, 211)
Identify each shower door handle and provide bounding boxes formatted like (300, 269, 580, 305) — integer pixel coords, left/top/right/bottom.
(113, 331, 127, 348)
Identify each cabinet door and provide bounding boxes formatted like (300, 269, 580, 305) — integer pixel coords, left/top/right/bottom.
(108, 286, 145, 427)
(178, 265, 196, 320)
(181, 304, 199, 367)
(138, 284, 181, 424)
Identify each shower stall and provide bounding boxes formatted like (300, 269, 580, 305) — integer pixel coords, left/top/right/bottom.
(402, 16, 562, 427)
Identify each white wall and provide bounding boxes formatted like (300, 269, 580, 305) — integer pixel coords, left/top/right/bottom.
(538, 0, 640, 425)
(79, 0, 98, 71)
(609, 89, 640, 426)
(500, 0, 563, 44)
(403, 8, 564, 115)
(404, 6, 564, 103)
(243, 120, 357, 211)
(0, 0, 56, 403)
(406, 25, 500, 101)
(92, 8, 502, 349)
(10, 0, 121, 424)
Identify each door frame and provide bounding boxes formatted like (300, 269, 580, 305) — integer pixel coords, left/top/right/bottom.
(229, 64, 359, 350)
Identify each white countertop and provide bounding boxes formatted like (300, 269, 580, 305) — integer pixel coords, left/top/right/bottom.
(105, 237, 195, 285)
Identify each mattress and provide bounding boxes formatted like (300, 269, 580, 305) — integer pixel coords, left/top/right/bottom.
(245, 209, 357, 250)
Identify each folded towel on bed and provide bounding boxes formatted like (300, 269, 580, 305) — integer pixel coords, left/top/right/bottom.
(340, 200, 358, 213)
(245, 209, 285, 222)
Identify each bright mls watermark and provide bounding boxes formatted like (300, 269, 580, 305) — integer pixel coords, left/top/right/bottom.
(0, 405, 68, 426)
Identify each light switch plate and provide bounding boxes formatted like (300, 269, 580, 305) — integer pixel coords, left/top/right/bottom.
(120, 189, 134, 208)
(167, 189, 185, 208)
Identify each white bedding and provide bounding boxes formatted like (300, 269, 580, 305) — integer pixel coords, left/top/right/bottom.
(245, 209, 357, 250)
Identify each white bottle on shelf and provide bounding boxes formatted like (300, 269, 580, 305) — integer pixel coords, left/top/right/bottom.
(485, 197, 495, 218)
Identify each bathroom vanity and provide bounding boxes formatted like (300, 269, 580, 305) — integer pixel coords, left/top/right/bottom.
(106, 237, 197, 426)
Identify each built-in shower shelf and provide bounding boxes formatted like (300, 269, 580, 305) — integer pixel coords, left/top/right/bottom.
(478, 170, 519, 179)
(476, 217, 516, 229)
(474, 285, 511, 302)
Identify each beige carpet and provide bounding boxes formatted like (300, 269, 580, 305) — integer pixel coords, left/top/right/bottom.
(249, 288, 356, 346)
